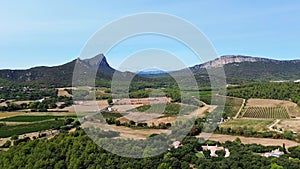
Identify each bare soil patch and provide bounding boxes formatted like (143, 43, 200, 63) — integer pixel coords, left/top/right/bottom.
(73, 100, 108, 112)
(13, 100, 33, 105)
(276, 119, 300, 133)
(146, 116, 177, 126)
(114, 97, 171, 105)
(4, 122, 32, 125)
(82, 121, 170, 139)
(0, 137, 10, 148)
(1, 100, 34, 107)
(57, 88, 72, 97)
(112, 104, 143, 113)
(0, 112, 23, 119)
(247, 99, 296, 107)
(48, 105, 75, 112)
(120, 104, 211, 126)
(117, 112, 162, 123)
(113, 98, 210, 126)
(0, 102, 7, 107)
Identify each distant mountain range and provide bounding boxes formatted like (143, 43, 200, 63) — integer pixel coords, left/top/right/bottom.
(136, 69, 167, 75)
(190, 55, 300, 82)
(192, 55, 300, 69)
(0, 54, 299, 87)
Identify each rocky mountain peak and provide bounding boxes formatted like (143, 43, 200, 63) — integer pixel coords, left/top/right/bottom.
(192, 55, 300, 70)
(81, 54, 109, 67)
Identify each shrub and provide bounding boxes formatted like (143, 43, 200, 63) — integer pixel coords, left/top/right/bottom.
(11, 135, 19, 140)
(0, 140, 11, 148)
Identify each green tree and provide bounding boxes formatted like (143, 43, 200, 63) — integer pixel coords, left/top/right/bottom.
(270, 163, 283, 169)
(11, 135, 19, 140)
(283, 131, 294, 140)
(234, 137, 242, 144)
(107, 97, 113, 105)
(157, 162, 172, 169)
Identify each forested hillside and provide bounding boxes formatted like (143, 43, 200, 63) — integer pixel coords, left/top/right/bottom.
(223, 62, 300, 81)
(227, 82, 300, 105)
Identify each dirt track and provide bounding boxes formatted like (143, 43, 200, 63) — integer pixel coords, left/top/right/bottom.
(197, 133, 300, 148)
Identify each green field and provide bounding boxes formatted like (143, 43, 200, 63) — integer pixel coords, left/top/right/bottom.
(0, 120, 65, 138)
(100, 111, 124, 119)
(243, 107, 289, 119)
(186, 91, 212, 98)
(129, 103, 197, 116)
(200, 95, 244, 117)
(0, 115, 78, 122)
(220, 119, 273, 131)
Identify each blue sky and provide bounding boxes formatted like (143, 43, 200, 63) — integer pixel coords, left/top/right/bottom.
(0, 0, 300, 70)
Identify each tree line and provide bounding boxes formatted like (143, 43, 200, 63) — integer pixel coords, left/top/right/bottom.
(1, 129, 300, 168)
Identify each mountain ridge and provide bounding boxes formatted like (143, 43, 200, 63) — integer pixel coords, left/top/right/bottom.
(0, 54, 115, 87)
(191, 55, 300, 70)
(0, 54, 299, 86)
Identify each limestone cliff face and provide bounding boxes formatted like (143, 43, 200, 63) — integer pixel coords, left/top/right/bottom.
(192, 55, 300, 69)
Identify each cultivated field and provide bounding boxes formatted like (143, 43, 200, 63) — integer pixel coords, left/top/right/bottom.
(128, 103, 198, 116)
(200, 95, 244, 118)
(0, 120, 65, 138)
(117, 112, 162, 123)
(247, 99, 300, 116)
(0, 115, 77, 122)
(0, 112, 81, 138)
(0, 112, 23, 119)
(246, 98, 297, 107)
(82, 121, 170, 139)
(242, 106, 289, 119)
(220, 119, 273, 132)
(241, 99, 300, 119)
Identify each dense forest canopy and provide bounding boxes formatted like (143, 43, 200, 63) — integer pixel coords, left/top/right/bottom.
(1, 129, 300, 169)
(227, 82, 300, 106)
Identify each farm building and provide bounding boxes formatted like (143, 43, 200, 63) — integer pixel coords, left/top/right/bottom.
(294, 79, 300, 83)
(36, 98, 45, 103)
(172, 141, 183, 149)
(202, 145, 230, 157)
(262, 148, 284, 158)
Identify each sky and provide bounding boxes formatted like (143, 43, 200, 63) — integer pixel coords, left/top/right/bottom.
(0, 0, 300, 70)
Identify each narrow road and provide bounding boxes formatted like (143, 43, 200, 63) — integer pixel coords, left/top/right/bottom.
(234, 99, 246, 119)
(196, 133, 299, 148)
(268, 119, 282, 133)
